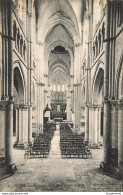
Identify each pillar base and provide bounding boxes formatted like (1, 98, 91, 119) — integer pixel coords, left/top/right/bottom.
(89, 142, 101, 149)
(13, 141, 28, 150)
(6, 163, 17, 174)
(100, 161, 122, 179)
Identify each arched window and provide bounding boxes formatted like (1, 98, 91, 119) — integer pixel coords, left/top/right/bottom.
(102, 23, 105, 42)
(53, 85, 55, 91)
(58, 85, 60, 92)
(98, 31, 101, 54)
(95, 37, 98, 57)
(18, 0, 23, 20)
(20, 35, 23, 56)
(117, 2, 123, 27)
(23, 41, 26, 60)
(92, 44, 95, 61)
(17, 28, 20, 52)
(13, 21, 16, 47)
(62, 85, 64, 91)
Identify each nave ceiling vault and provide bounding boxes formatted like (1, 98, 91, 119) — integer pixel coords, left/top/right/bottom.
(34, 0, 80, 85)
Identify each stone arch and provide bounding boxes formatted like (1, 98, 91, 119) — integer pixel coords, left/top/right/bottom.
(91, 64, 104, 141)
(92, 63, 104, 104)
(36, 0, 80, 43)
(115, 51, 123, 100)
(13, 61, 25, 104)
(81, 80, 86, 105)
(46, 40, 73, 63)
(45, 40, 74, 77)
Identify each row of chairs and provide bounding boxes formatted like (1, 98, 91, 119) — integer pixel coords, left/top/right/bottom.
(24, 123, 56, 159)
(60, 123, 92, 159)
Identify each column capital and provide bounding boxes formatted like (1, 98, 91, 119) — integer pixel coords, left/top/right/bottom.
(70, 75, 74, 78)
(73, 83, 81, 87)
(89, 104, 101, 110)
(117, 100, 123, 110)
(103, 98, 110, 104)
(44, 74, 48, 78)
(0, 104, 7, 111)
(37, 83, 45, 86)
(70, 90, 74, 93)
(87, 14, 91, 20)
(27, 12, 33, 18)
(32, 106, 36, 111)
(19, 105, 29, 110)
(110, 100, 118, 110)
(14, 103, 19, 109)
(74, 42, 82, 47)
(81, 106, 85, 110)
(37, 41, 44, 46)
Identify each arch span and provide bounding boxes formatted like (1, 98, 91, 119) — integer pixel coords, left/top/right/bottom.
(13, 61, 26, 104)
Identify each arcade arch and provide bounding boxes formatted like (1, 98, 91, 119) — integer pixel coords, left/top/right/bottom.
(90, 66, 104, 144)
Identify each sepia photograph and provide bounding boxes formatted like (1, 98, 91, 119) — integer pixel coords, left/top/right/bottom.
(0, 0, 123, 193)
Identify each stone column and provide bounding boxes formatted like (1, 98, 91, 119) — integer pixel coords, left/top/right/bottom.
(26, 5, 33, 143)
(28, 105, 32, 143)
(89, 105, 99, 145)
(88, 106, 92, 143)
(6, 100, 14, 166)
(67, 85, 72, 121)
(14, 105, 29, 148)
(97, 106, 102, 143)
(85, 15, 91, 142)
(14, 105, 19, 143)
(101, 0, 111, 169)
(5, 0, 16, 173)
(70, 90, 74, 122)
(103, 100, 111, 164)
(0, 103, 7, 158)
(1, 0, 7, 101)
(70, 75, 74, 117)
(85, 104, 89, 142)
(47, 96, 51, 109)
(92, 107, 98, 144)
(44, 90, 48, 109)
(38, 83, 45, 133)
(0, 2, 2, 99)
(67, 97, 71, 121)
(44, 74, 48, 106)
(110, 101, 118, 149)
(47, 84, 51, 107)
(117, 101, 123, 178)
(73, 83, 81, 133)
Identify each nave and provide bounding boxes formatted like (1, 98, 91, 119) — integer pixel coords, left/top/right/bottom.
(24, 123, 91, 160)
(0, 0, 123, 184)
(0, 123, 122, 192)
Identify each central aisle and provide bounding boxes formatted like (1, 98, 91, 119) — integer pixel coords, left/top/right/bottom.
(0, 124, 122, 192)
(49, 123, 61, 158)
(0, 144, 122, 192)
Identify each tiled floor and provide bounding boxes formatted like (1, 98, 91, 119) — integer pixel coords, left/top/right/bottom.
(0, 128, 122, 192)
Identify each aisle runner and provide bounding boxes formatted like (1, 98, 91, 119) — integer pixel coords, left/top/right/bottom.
(49, 124, 61, 158)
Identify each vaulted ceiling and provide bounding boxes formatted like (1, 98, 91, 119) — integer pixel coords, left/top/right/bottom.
(35, 0, 81, 85)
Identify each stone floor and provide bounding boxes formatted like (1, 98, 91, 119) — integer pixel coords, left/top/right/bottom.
(0, 128, 123, 192)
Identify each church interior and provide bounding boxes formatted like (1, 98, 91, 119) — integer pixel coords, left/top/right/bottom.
(0, 0, 123, 192)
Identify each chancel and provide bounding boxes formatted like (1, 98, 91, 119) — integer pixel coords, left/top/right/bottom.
(0, 0, 123, 192)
